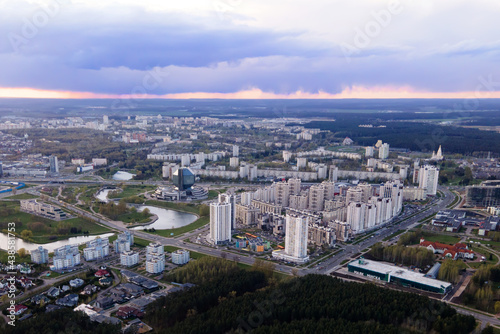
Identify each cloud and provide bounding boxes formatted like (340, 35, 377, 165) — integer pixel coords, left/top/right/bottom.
(0, 0, 499, 97)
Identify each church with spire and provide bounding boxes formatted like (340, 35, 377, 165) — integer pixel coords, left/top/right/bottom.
(430, 145, 444, 161)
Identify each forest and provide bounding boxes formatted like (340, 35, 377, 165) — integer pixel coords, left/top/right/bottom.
(145, 272, 476, 334)
(300, 117, 500, 155)
(367, 242, 435, 269)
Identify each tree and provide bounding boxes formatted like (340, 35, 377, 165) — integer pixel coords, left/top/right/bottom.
(18, 248, 27, 257)
(142, 207, 150, 217)
(199, 204, 210, 217)
(21, 230, 33, 239)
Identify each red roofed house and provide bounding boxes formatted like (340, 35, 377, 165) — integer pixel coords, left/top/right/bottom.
(116, 306, 144, 319)
(419, 239, 474, 260)
(94, 269, 110, 278)
(14, 304, 28, 315)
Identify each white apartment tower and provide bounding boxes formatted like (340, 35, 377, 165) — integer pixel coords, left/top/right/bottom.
(272, 214, 309, 263)
(210, 200, 232, 245)
(379, 143, 390, 159)
(418, 165, 440, 196)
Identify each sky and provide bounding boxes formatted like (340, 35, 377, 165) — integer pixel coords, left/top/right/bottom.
(0, 0, 500, 99)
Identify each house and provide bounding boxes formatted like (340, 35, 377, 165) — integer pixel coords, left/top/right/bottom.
(121, 283, 144, 298)
(130, 297, 153, 311)
(419, 239, 475, 260)
(13, 304, 28, 315)
(61, 285, 71, 292)
(69, 278, 85, 288)
(129, 276, 159, 290)
(81, 284, 98, 295)
(56, 293, 79, 307)
(99, 277, 113, 286)
(47, 286, 60, 298)
(115, 306, 144, 319)
(95, 269, 110, 278)
(95, 296, 115, 309)
(31, 294, 50, 305)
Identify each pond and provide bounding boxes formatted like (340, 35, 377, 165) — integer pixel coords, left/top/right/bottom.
(112, 171, 135, 181)
(95, 188, 114, 203)
(130, 205, 198, 230)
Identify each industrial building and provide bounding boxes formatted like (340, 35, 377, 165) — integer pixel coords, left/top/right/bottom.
(348, 259, 452, 294)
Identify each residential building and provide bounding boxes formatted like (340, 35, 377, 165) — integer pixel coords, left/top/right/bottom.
(418, 165, 439, 196)
(20, 199, 67, 220)
(49, 155, 59, 173)
(378, 143, 390, 159)
(114, 231, 134, 253)
(83, 237, 110, 261)
(210, 199, 232, 245)
(272, 214, 309, 263)
(30, 246, 48, 264)
(120, 251, 139, 267)
(53, 245, 80, 270)
(171, 249, 190, 265)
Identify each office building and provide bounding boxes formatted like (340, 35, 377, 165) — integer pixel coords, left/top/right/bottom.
(171, 249, 190, 265)
(20, 199, 67, 220)
(272, 214, 309, 263)
(49, 155, 59, 174)
(120, 251, 139, 267)
(210, 199, 232, 245)
(30, 246, 49, 264)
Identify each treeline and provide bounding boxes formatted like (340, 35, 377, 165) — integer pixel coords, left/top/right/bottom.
(98, 201, 128, 220)
(303, 118, 500, 155)
(145, 273, 476, 334)
(3, 308, 120, 334)
(463, 264, 500, 312)
(368, 242, 435, 268)
(397, 230, 423, 246)
(438, 259, 466, 284)
(165, 257, 241, 285)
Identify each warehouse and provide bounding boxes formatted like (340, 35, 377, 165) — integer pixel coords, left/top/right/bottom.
(348, 259, 452, 294)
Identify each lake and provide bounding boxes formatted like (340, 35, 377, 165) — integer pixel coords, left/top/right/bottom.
(112, 171, 136, 181)
(130, 205, 198, 230)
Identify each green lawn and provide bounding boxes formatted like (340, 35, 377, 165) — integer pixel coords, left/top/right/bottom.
(108, 185, 156, 199)
(164, 246, 181, 253)
(0, 200, 112, 243)
(0, 249, 31, 264)
(208, 190, 219, 200)
(117, 211, 153, 225)
(4, 193, 39, 200)
(421, 232, 461, 245)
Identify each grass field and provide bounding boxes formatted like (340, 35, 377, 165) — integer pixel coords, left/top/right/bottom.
(108, 185, 156, 199)
(421, 232, 461, 245)
(0, 200, 112, 243)
(4, 193, 39, 200)
(0, 249, 31, 264)
(117, 211, 153, 225)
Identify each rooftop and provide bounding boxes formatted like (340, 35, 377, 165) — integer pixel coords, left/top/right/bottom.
(348, 259, 452, 290)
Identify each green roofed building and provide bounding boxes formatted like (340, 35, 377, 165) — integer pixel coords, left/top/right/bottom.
(348, 259, 452, 294)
